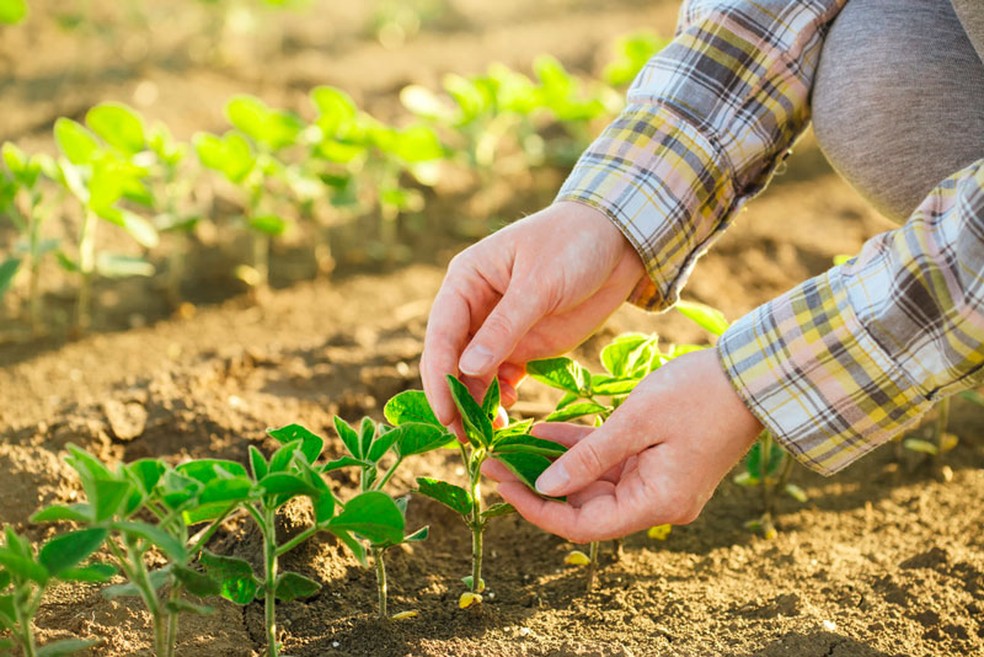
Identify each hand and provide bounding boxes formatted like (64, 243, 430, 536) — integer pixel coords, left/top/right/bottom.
(486, 348, 764, 543)
(422, 201, 646, 425)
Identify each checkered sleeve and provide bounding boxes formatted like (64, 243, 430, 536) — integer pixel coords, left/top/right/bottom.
(718, 162, 984, 475)
(556, 0, 847, 308)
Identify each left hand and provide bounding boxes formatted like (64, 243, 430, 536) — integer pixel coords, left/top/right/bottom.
(485, 348, 764, 543)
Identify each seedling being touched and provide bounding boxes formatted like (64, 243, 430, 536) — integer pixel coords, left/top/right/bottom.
(414, 376, 566, 609)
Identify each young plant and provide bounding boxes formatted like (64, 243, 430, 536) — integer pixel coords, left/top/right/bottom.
(0, 526, 111, 657)
(31, 445, 242, 657)
(413, 376, 566, 609)
(199, 424, 405, 656)
(0, 0, 27, 25)
(0, 143, 57, 333)
(326, 406, 450, 618)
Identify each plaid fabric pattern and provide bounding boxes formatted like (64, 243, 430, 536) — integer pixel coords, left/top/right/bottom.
(556, 0, 984, 474)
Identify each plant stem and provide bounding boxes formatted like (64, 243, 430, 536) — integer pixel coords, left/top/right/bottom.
(165, 586, 181, 657)
(372, 546, 388, 619)
(75, 208, 97, 334)
(262, 505, 279, 657)
(585, 541, 599, 592)
(252, 230, 270, 293)
(28, 197, 42, 334)
(760, 431, 774, 517)
(13, 583, 38, 657)
(374, 457, 404, 492)
(275, 525, 318, 557)
(469, 474, 484, 594)
(934, 396, 951, 464)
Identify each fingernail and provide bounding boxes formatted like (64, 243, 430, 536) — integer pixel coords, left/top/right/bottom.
(459, 345, 493, 376)
(536, 462, 569, 495)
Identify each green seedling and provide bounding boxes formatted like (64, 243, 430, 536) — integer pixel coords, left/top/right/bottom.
(31, 445, 245, 657)
(324, 408, 449, 618)
(601, 31, 670, 88)
(413, 376, 566, 609)
(0, 143, 57, 334)
(198, 424, 404, 656)
(0, 526, 110, 657)
(50, 117, 159, 333)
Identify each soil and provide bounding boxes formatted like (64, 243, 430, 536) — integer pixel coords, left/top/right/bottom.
(2, 1, 982, 657)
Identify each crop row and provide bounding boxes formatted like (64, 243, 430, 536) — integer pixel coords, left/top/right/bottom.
(0, 30, 667, 335)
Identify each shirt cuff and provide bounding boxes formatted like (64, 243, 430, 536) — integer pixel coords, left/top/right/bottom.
(554, 102, 736, 311)
(716, 268, 930, 476)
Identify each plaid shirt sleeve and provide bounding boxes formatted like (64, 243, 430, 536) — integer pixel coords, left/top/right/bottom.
(556, 0, 984, 475)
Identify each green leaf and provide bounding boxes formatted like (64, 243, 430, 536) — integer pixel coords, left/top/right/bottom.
(333, 416, 363, 459)
(58, 563, 117, 583)
(54, 118, 100, 165)
(404, 525, 429, 543)
(31, 504, 92, 524)
(482, 378, 501, 420)
(446, 375, 493, 448)
(164, 598, 214, 615)
(527, 357, 591, 396)
(113, 521, 187, 562)
(328, 491, 405, 546)
(0, 0, 28, 25)
(481, 502, 516, 520)
(366, 425, 400, 463)
(197, 477, 253, 507)
(414, 477, 472, 518)
(332, 528, 367, 567)
(589, 376, 640, 397)
(192, 131, 255, 184)
(268, 439, 302, 474)
(492, 434, 568, 458)
(225, 95, 304, 151)
(267, 424, 324, 465)
(675, 300, 730, 337)
(495, 452, 553, 493)
(125, 459, 166, 496)
(86, 103, 146, 155)
(199, 552, 259, 605)
(310, 86, 359, 134)
(391, 423, 452, 458)
(173, 564, 221, 597)
(248, 445, 268, 480)
(745, 438, 785, 478)
(0, 547, 47, 584)
(321, 455, 368, 473)
(36, 639, 100, 657)
(246, 214, 287, 236)
(275, 571, 321, 601)
(383, 390, 441, 427)
(0, 258, 21, 300)
(38, 528, 107, 577)
(175, 459, 249, 485)
(258, 472, 319, 500)
(93, 479, 133, 522)
(544, 401, 609, 423)
(600, 333, 652, 377)
(103, 568, 171, 599)
(359, 417, 376, 461)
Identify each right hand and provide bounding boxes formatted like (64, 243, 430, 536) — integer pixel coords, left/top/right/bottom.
(421, 201, 647, 426)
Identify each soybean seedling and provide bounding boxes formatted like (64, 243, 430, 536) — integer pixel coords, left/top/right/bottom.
(0, 0, 27, 25)
(199, 424, 405, 657)
(0, 143, 57, 334)
(31, 445, 245, 657)
(325, 405, 450, 618)
(0, 526, 111, 657)
(413, 376, 567, 609)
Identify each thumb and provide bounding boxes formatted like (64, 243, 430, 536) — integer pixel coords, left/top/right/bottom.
(534, 413, 652, 497)
(458, 284, 547, 377)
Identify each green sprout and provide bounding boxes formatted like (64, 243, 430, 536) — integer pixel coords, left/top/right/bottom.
(0, 526, 110, 657)
(413, 376, 566, 609)
(326, 406, 450, 618)
(0, 0, 27, 25)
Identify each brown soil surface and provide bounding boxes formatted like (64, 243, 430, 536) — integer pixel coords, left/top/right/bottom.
(2, 2, 982, 657)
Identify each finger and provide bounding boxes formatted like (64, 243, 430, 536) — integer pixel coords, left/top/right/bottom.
(481, 458, 516, 483)
(530, 422, 593, 448)
(534, 412, 655, 497)
(459, 282, 547, 378)
(498, 481, 632, 543)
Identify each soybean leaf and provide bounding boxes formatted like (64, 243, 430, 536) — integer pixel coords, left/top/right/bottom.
(544, 401, 609, 422)
(358, 417, 376, 459)
(493, 418, 534, 439)
(404, 526, 429, 543)
(383, 390, 441, 427)
(0, 547, 47, 584)
(495, 452, 553, 493)
(0, 0, 27, 25)
(199, 552, 259, 605)
(526, 357, 591, 396)
(391, 422, 451, 458)
(59, 563, 117, 583)
(366, 425, 400, 463)
(304, 466, 335, 525)
(176, 459, 249, 484)
(333, 416, 363, 459)
(600, 333, 650, 377)
(193, 132, 255, 184)
(492, 435, 567, 458)
(258, 472, 319, 500)
(268, 439, 302, 474)
(267, 424, 324, 465)
(481, 502, 516, 520)
(310, 86, 359, 134)
(745, 439, 785, 478)
(173, 564, 221, 597)
(38, 528, 107, 577)
(86, 103, 146, 155)
(125, 459, 166, 496)
(331, 528, 367, 568)
(275, 572, 321, 601)
(31, 504, 92, 524)
(321, 455, 368, 473)
(102, 568, 170, 599)
(114, 521, 186, 562)
(415, 477, 472, 517)
(0, 258, 20, 300)
(446, 375, 492, 447)
(247, 214, 287, 236)
(248, 445, 268, 480)
(481, 377, 501, 419)
(36, 639, 100, 657)
(54, 118, 100, 165)
(675, 299, 730, 337)
(225, 95, 303, 152)
(93, 479, 133, 522)
(164, 599, 213, 615)
(590, 376, 639, 397)
(329, 491, 405, 546)
(195, 476, 253, 508)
